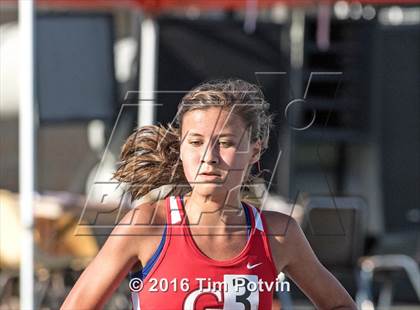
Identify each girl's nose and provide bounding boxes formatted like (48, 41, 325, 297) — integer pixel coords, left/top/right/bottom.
(201, 143, 219, 164)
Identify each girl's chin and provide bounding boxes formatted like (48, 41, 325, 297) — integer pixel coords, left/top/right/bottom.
(191, 183, 228, 195)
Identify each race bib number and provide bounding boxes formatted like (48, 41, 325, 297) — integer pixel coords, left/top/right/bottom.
(183, 275, 259, 310)
(223, 275, 259, 310)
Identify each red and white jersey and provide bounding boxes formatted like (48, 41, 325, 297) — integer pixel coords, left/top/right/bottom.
(130, 195, 279, 309)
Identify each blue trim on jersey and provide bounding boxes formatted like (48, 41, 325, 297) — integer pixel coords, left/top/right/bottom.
(243, 202, 251, 238)
(130, 224, 167, 280)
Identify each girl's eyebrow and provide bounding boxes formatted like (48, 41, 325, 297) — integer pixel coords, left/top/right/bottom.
(188, 132, 236, 138)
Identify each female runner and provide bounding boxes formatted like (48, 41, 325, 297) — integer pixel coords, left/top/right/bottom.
(62, 79, 356, 309)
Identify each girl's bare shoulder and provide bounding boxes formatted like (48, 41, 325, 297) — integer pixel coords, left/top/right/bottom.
(117, 198, 168, 234)
(261, 210, 301, 244)
(113, 199, 168, 265)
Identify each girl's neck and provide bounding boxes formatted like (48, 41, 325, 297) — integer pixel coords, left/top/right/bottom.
(182, 190, 246, 233)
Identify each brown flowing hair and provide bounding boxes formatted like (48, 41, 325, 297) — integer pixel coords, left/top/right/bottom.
(113, 79, 274, 203)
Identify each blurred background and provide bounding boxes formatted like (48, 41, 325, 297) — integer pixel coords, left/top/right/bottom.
(0, 0, 419, 309)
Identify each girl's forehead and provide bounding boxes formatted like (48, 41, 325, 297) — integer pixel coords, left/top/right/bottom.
(181, 107, 246, 134)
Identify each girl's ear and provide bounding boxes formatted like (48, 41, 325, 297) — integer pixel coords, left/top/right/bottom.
(249, 140, 262, 165)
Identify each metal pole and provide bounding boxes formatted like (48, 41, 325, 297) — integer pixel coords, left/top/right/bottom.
(288, 8, 305, 199)
(138, 17, 158, 127)
(18, 0, 35, 309)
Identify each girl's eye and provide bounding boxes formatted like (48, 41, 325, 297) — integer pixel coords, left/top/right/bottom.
(188, 140, 234, 147)
(219, 141, 234, 147)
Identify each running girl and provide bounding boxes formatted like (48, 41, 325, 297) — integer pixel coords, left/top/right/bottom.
(62, 79, 356, 309)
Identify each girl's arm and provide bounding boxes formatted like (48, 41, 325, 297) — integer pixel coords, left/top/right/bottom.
(61, 206, 154, 309)
(266, 213, 357, 309)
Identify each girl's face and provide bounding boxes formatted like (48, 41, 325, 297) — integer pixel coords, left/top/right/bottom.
(180, 107, 261, 197)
